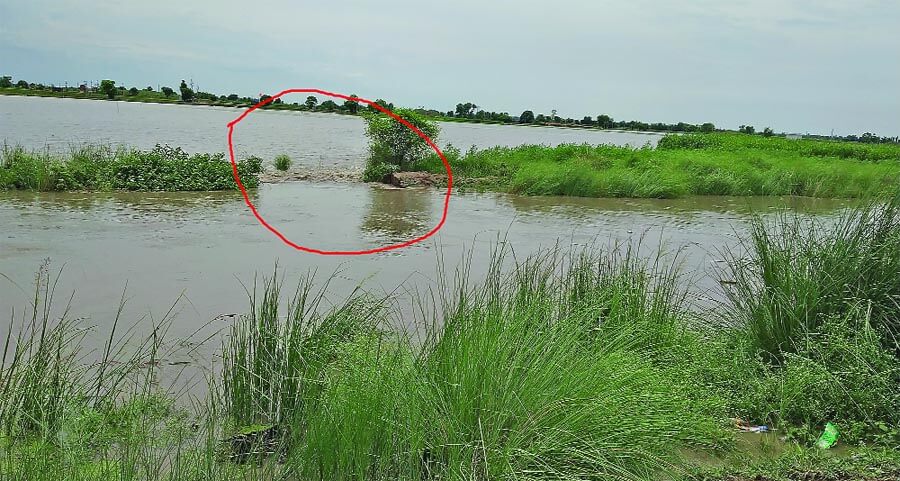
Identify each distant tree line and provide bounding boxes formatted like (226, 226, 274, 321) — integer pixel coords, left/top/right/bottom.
(2, 75, 897, 143)
(445, 102, 718, 134)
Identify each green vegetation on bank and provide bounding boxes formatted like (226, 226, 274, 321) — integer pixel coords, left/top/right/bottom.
(2, 194, 900, 480)
(412, 132, 900, 198)
(0, 144, 262, 191)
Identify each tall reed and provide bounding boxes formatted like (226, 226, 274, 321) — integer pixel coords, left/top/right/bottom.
(724, 191, 900, 361)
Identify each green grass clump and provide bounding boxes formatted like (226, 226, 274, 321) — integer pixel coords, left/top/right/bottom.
(406, 248, 726, 480)
(220, 250, 727, 480)
(712, 192, 900, 445)
(223, 272, 384, 429)
(415, 134, 900, 198)
(273, 154, 292, 172)
(724, 192, 900, 361)
(0, 144, 263, 191)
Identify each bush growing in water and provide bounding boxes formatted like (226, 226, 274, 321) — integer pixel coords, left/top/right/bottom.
(362, 108, 439, 181)
(0, 144, 263, 191)
(273, 154, 292, 172)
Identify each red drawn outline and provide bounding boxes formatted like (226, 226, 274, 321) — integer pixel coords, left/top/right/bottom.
(227, 88, 453, 255)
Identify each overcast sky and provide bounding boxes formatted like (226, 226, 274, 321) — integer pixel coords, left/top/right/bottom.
(2, 0, 898, 136)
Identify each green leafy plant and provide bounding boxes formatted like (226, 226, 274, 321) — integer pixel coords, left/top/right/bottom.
(273, 154, 292, 172)
(0, 144, 263, 192)
(362, 108, 440, 178)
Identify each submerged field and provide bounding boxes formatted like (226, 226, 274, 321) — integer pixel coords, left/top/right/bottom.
(2, 193, 899, 480)
(415, 133, 900, 198)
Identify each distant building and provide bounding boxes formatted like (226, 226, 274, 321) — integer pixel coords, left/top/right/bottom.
(786, 133, 803, 140)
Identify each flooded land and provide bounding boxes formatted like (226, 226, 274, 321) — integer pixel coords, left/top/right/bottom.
(1, 95, 898, 481)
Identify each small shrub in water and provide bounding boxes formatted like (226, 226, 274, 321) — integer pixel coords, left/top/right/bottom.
(273, 154, 292, 172)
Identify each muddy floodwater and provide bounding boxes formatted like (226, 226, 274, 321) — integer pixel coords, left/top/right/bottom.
(1, 184, 850, 335)
(1, 95, 662, 167)
(0, 95, 854, 358)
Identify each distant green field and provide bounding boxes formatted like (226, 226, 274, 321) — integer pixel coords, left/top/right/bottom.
(415, 132, 900, 198)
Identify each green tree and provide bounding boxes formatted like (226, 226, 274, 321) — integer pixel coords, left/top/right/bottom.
(161, 86, 174, 97)
(227, 94, 239, 101)
(368, 99, 394, 113)
(363, 108, 440, 173)
(179, 80, 194, 102)
(0, 76, 12, 88)
(455, 102, 478, 118)
(16, 80, 29, 88)
(320, 100, 338, 111)
(582, 116, 594, 126)
(145, 86, 153, 91)
(596, 114, 614, 129)
(700, 122, 715, 133)
(739, 125, 756, 135)
(343, 94, 360, 114)
(128, 87, 139, 96)
(305, 96, 318, 110)
(762, 127, 774, 137)
(100, 79, 117, 99)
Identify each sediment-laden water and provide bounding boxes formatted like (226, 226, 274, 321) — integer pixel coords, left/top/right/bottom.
(0, 95, 853, 353)
(0, 95, 662, 168)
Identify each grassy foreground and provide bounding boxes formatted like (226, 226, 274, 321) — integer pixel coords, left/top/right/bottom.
(0, 144, 263, 191)
(2, 194, 900, 480)
(414, 132, 900, 198)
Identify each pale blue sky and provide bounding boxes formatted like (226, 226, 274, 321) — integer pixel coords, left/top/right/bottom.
(2, 0, 898, 136)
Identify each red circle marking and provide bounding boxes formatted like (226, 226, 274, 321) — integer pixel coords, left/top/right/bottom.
(227, 88, 453, 255)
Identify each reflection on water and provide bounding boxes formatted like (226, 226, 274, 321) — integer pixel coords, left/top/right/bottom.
(0, 189, 253, 214)
(360, 187, 433, 240)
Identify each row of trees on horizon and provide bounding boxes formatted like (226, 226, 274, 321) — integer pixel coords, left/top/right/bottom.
(2, 75, 897, 144)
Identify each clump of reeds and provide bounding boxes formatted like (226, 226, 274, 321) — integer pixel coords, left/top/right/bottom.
(724, 191, 900, 361)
